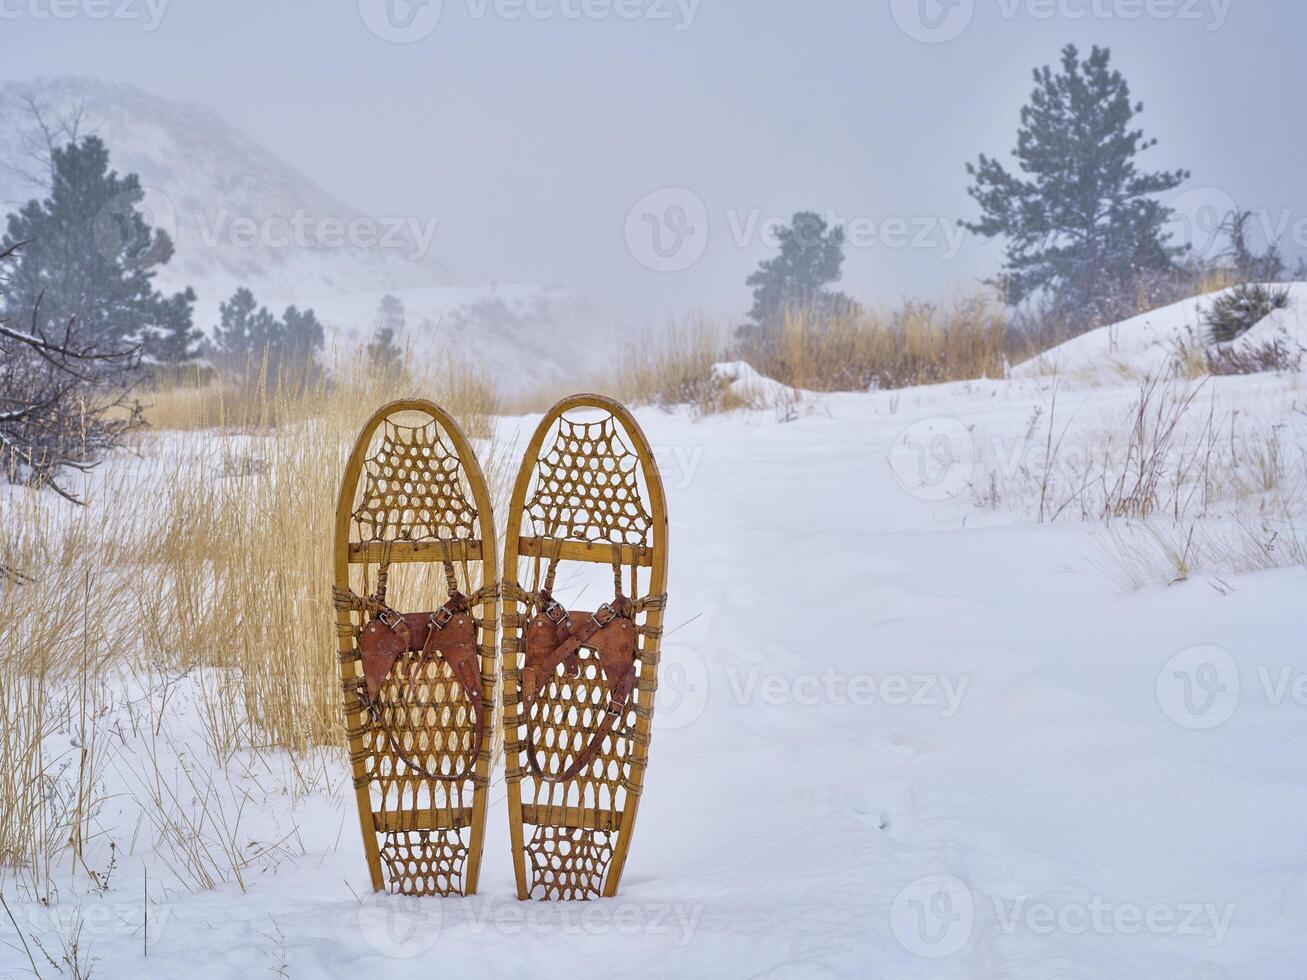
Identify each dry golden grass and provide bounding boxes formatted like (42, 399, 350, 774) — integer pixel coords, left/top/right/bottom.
(1196, 266, 1239, 296)
(612, 317, 726, 411)
(0, 349, 507, 893)
(552, 294, 1011, 415)
(140, 349, 500, 437)
(137, 351, 505, 752)
(501, 319, 726, 416)
(749, 298, 1008, 392)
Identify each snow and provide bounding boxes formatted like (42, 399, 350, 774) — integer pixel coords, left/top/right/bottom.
(709, 360, 803, 406)
(1013, 283, 1307, 382)
(4, 372, 1307, 978)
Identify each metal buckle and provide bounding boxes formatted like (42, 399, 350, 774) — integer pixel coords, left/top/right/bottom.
(378, 607, 403, 630)
(591, 602, 616, 629)
(430, 605, 454, 630)
(543, 599, 567, 625)
(605, 696, 625, 718)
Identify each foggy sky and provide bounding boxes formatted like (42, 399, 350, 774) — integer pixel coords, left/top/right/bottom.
(3, 0, 1303, 327)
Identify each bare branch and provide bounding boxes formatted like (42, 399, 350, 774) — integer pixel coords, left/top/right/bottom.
(0, 240, 144, 503)
(0, 94, 96, 198)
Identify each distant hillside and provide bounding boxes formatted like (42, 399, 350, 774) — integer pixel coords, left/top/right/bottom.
(0, 77, 617, 389)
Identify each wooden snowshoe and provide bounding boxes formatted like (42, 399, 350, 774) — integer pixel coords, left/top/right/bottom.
(501, 395, 669, 899)
(333, 400, 498, 895)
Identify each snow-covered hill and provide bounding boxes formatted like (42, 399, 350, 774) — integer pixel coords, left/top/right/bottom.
(1014, 283, 1307, 382)
(0, 78, 454, 307)
(0, 78, 617, 388)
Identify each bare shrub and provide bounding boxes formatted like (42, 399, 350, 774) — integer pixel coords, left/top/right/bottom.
(987, 372, 1307, 586)
(0, 242, 144, 502)
(1101, 376, 1215, 521)
(1205, 335, 1304, 375)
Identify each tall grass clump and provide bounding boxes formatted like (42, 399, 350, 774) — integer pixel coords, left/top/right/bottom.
(0, 346, 507, 895)
(613, 319, 726, 412)
(596, 294, 1010, 413)
(142, 346, 500, 437)
(135, 349, 505, 752)
(739, 296, 1008, 392)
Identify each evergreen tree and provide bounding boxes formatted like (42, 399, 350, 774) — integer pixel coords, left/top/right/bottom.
(742, 211, 851, 337)
(366, 294, 405, 376)
(208, 287, 323, 380)
(377, 293, 405, 333)
(278, 305, 325, 377)
(1, 135, 197, 364)
(210, 287, 276, 369)
(963, 44, 1189, 329)
(151, 286, 202, 364)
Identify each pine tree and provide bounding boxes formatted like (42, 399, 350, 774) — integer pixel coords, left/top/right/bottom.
(1, 135, 197, 364)
(963, 44, 1189, 329)
(366, 294, 405, 376)
(377, 294, 405, 334)
(278, 305, 325, 381)
(741, 211, 852, 338)
(208, 287, 324, 382)
(210, 287, 276, 370)
(151, 286, 202, 364)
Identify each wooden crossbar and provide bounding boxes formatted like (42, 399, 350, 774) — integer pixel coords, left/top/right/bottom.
(521, 804, 625, 833)
(372, 807, 475, 833)
(348, 539, 483, 564)
(518, 535, 652, 567)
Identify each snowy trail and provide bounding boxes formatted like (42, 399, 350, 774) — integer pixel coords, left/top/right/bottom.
(572, 391, 1307, 978)
(4, 384, 1306, 979)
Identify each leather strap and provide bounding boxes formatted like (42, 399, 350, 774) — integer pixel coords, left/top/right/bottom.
(522, 591, 639, 783)
(419, 603, 486, 775)
(358, 591, 486, 781)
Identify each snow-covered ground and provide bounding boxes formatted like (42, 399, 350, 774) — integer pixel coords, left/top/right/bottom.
(4, 359, 1306, 979)
(7, 262, 1307, 980)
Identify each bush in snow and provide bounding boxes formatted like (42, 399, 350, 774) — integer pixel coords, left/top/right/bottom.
(1202, 283, 1290, 344)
